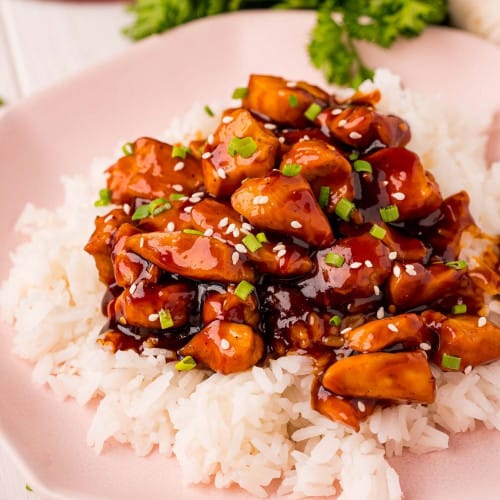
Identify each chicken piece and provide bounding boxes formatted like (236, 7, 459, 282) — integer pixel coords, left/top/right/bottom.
(201, 108, 279, 197)
(124, 231, 255, 283)
(84, 208, 130, 284)
(387, 262, 468, 310)
(137, 199, 194, 233)
(106, 137, 203, 205)
(280, 139, 354, 213)
(231, 171, 334, 247)
(322, 351, 435, 403)
(112, 223, 160, 287)
(422, 311, 500, 371)
(335, 88, 381, 107)
(344, 314, 432, 352)
(380, 223, 430, 263)
(179, 320, 264, 374)
(313, 384, 376, 431)
(242, 74, 330, 128)
(359, 148, 442, 222)
(114, 282, 196, 329)
(299, 233, 391, 306)
(202, 285, 259, 328)
(316, 106, 411, 149)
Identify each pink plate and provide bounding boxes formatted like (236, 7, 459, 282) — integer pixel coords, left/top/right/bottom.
(1, 10, 500, 500)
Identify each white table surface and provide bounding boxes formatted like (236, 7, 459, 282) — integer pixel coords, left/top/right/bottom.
(0, 2, 130, 497)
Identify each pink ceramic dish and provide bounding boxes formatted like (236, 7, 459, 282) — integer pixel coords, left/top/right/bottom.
(1, 10, 499, 500)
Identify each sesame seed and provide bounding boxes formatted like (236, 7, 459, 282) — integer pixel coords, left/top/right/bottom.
(235, 243, 247, 254)
(350, 262, 362, 269)
(253, 195, 269, 205)
(338, 119, 347, 127)
(130, 283, 137, 295)
(464, 365, 473, 375)
(216, 168, 227, 179)
(222, 116, 234, 124)
(201, 151, 212, 160)
(220, 339, 230, 350)
(242, 222, 252, 231)
(303, 135, 310, 141)
(393, 265, 401, 278)
(148, 313, 159, 322)
(232, 251, 239, 265)
(383, 180, 389, 186)
(286, 81, 297, 88)
(172, 184, 183, 192)
(349, 131, 362, 140)
(364, 260, 373, 268)
(184, 206, 193, 213)
(405, 264, 417, 276)
(387, 323, 398, 332)
(207, 134, 214, 145)
(189, 195, 202, 203)
(277, 248, 287, 259)
(376, 307, 385, 319)
(291, 220, 302, 229)
(331, 108, 343, 115)
(419, 343, 431, 351)
(166, 222, 175, 232)
(278, 137, 285, 144)
(123, 203, 131, 215)
(264, 123, 277, 130)
(104, 214, 114, 223)
(273, 243, 285, 253)
(340, 327, 352, 335)
(392, 192, 406, 201)
(204, 228, 214, 237)
(478, 316, 487, 327)
(232, 228, 240, 238)
(389, 251, 397, 260)
(139, 237, 144, 248)
(357, 401, 366, 412)
(373, 285, 380, 296)
(225, 223, 236, 234)
(173, 161, 185, 171)
(218, 217, 229, 228)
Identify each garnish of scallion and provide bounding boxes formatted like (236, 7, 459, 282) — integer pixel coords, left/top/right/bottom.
(288, 95, 298, 108)
(353, 159, 372, 173)
(228, 137, 258, 158)
(175, 356, 197, 371)
(282, 163, 302, 176)
(171, 145, 189, 159)
(232, 87, 249, 99)
(379, 205, 399, 223)
(204, 105, 214, 117)
(158, 308, 174, 329)
(452, 303, 467, 315)
(94, 188, 111, 207)
(445, 260, 467, 270)
(318, 186, 330, 208)
(335, 198, 355, 222)
(182, 228, 204, 236)
(132, 198, 171, 220)
(242, 233, 262, 252)
(256, 232, 268, 243)
(122, 142, 134, 156)
(441, 353, 461, 370)
(325, 252, 344, 267)
(369, 224, 386, 240)
(304, 102, 322, 121)
(329, 315, 341, 326)
(234, 280, 255, 300)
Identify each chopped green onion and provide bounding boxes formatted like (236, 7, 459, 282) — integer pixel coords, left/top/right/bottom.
(452, 303, 467, 315)
(131, 203, 151, 221)
(204, 105, 214, 117)
(170, 193, 187, 201)
(335, 198, 355, 221)
(94, 188, 111, 207)
(183, 228, 204, 236)
(171, 145, 189, 159)
(256, 232, 268, 243)
(159, 308, 174, 329)
(288, 94, 298, 108)
(242, 233, 262, 252)
(175, 356, 197, 371)
(232, 87, 249, 99)
(122, 142, 134, 156)
(349, 151, 359, 161)
(379, 205, 399, 223)
(282, 163, 302, 176)
(318, 186, 330, 208)
(441, 353, 461, 370)
(149, 197, 171, 216)
(329, 315, 341, 326)
(25, 484, 33, 492)
(228, 136, 258, 158)
(304, 102, 322, 121)
(234, 280, 255, 300)
(445, 260, 467, 270)
(369, 224, 386, 240)
(353, 159, 372, 173)
(325, 252, 344, 267)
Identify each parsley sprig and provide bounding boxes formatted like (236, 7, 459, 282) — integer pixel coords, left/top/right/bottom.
(123, 0, 447, 87)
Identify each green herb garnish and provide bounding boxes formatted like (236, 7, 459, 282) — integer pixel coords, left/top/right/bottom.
(171, 145, 189, 159)
(353, 159, 372, 173)
(452, 304, 467, 315)
(182, 228, 204, 236)
(204, 105, 214, 117)
(256, 232, 268, 243)
(132, 198, 171, 220)
(304, 102, 322, 121)
(94, 188, 112, 207)
(242, 233, 262, 252)
(379, 205, 399, 223)
(25, 484, 33, 492)
(335, 198, 355, 221)
(232, 87, 249, 99)
(445, 260, 467, 270)
(234, 280, 255, 300)
(369, 224, 386, 240)
(318, 186, 330, 208)
(122, 142, 134, 156)
(325, 252, 344, 267)
(441, 353, 461, 371)
(228, 136, 257, 158)
(329, 315, 341, 326)
(288, 94, 298, 108)
(175, 356, 197, 371)
(282, 163, 302, 176)
(159, 308, 174, 329)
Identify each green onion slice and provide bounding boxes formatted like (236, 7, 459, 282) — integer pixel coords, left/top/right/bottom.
(353, 159, 372, 173)
(182, 228, 204, 236)
(94, 188, 111, 207)
(288, 95, 298, 108)
(159, 308, 174, 329)
(132, 198, 171, 220)
(122, 142, 134, 156)
(242, 233, 262, 252)
(329, 315, 341, 326)
(256, 232, 268, 243)
(25, 484, 33, 492)
(204, 105, 214, 117)
(349, 151, 359, 161)
(175, 356, 197, 371)
(441, 353, 461, 370)
(452, 303, 467, 315)
(445, 260, 467, 270)
(304, 102, 322, 121)
(131, 203, 152, 221)
(232, 87, 249, 99)
(379, 205, 399, 223)
(234, 280, 255, 300)
(318, 186, 330, 209)
(325, 252, 344, 267)
(170, 193, 187, 201)
(282, 163, 302, 176)
(171, 145, 189, 159)
(228, 136, 258, 158)
(335, 198, 355, 222)
(369, 224, 386, 240)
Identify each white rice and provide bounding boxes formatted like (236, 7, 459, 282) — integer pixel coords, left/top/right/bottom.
(1, 70, 500, 499)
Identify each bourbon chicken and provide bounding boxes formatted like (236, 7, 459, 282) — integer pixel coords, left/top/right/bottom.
(85, 74, 500, 431)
